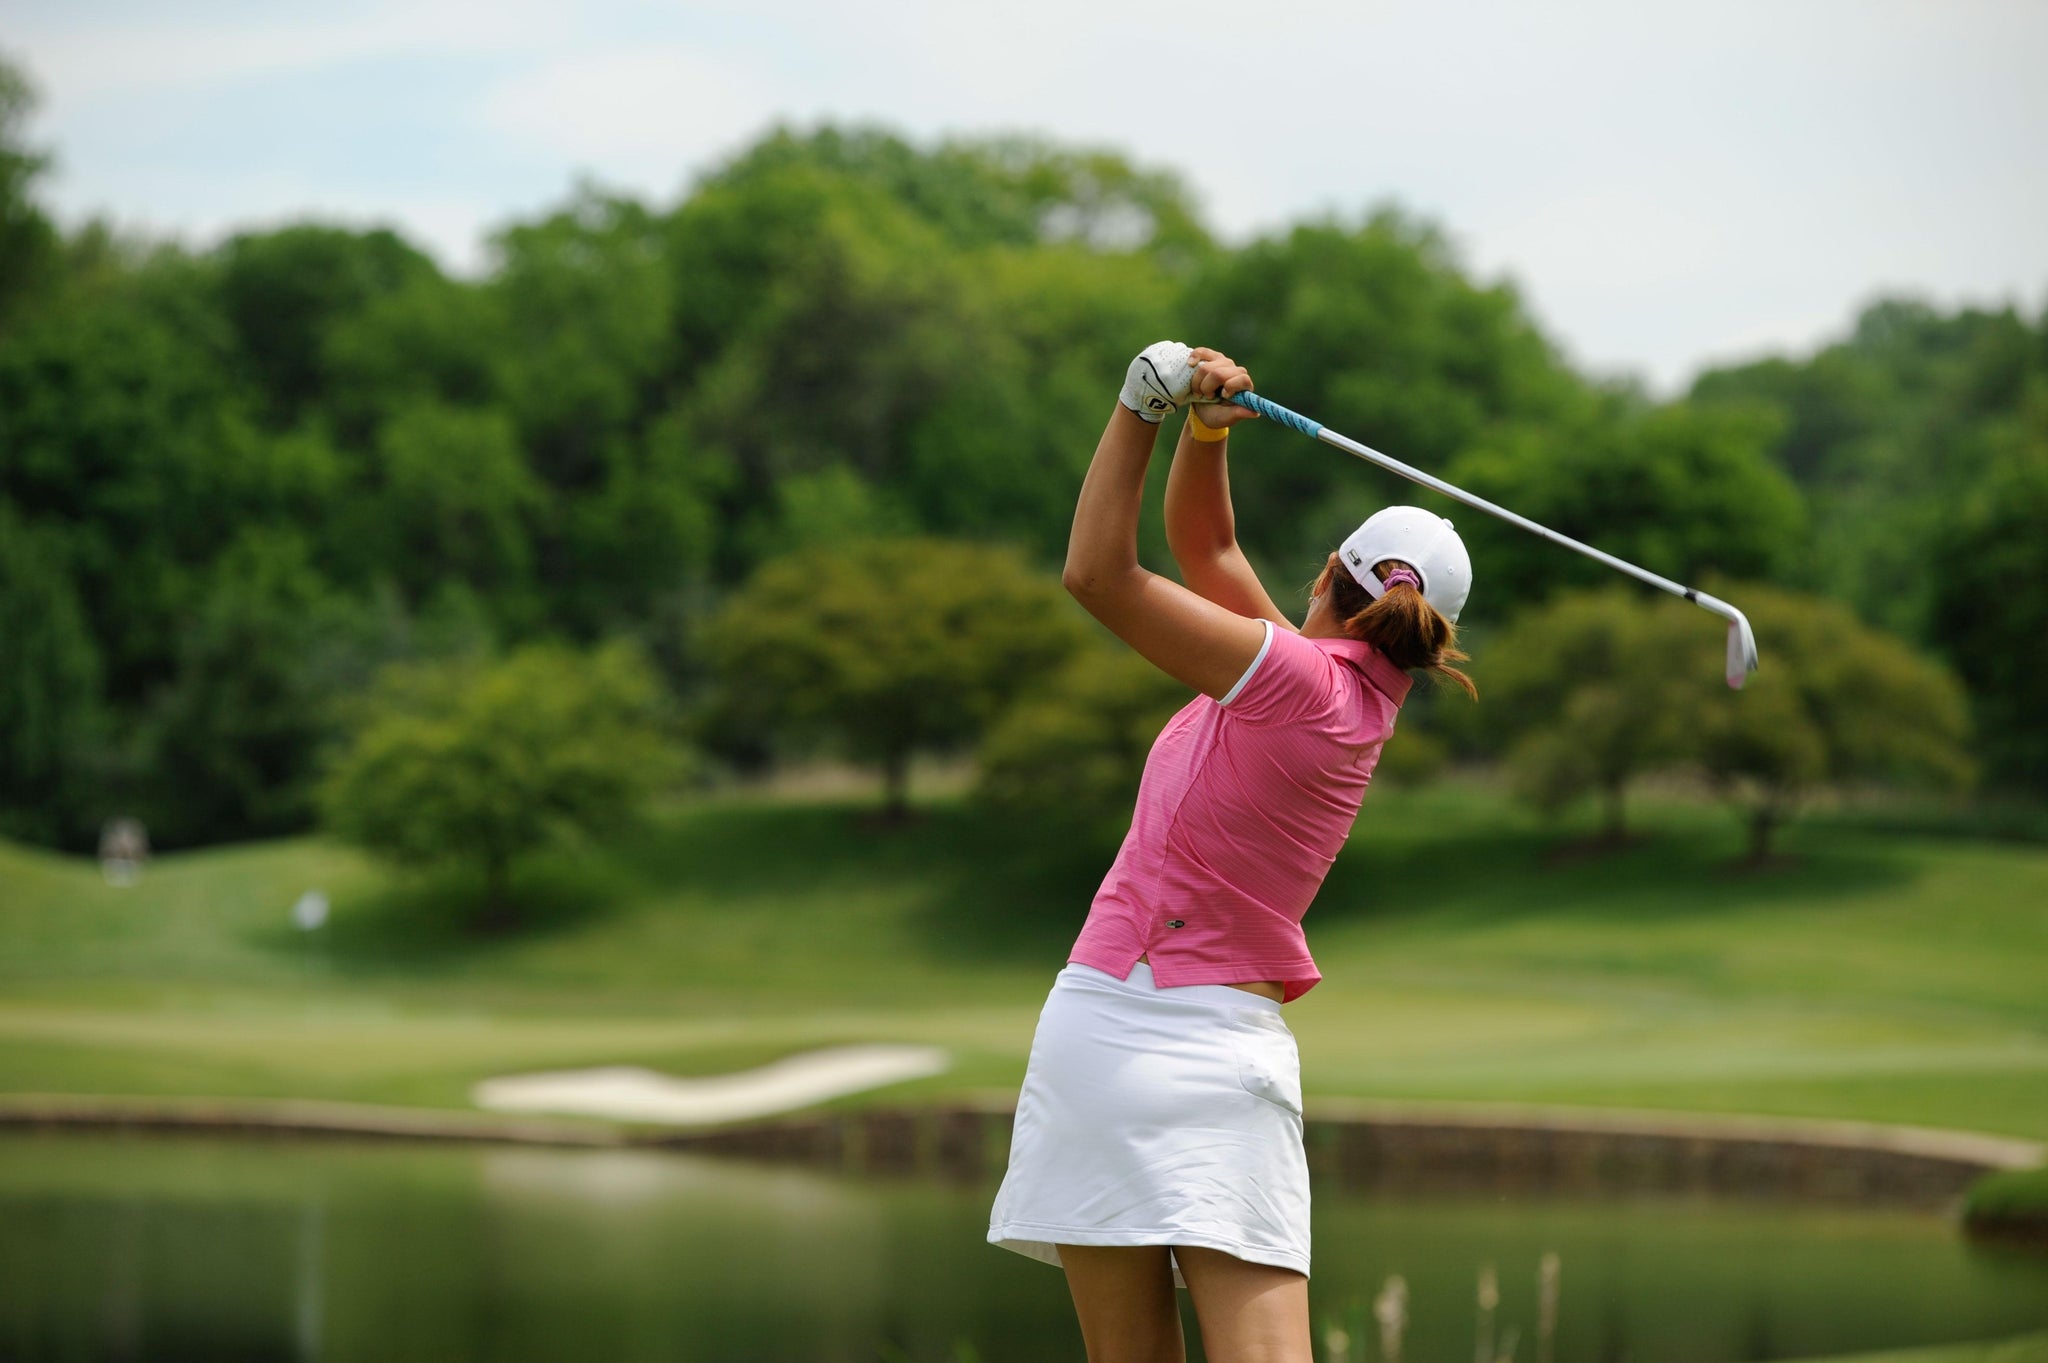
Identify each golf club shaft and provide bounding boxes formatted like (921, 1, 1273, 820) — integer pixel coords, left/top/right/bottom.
(1218, 390, 1750, 634)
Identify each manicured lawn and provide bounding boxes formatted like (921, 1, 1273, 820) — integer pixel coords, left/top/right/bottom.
(2, 782, 2045, 1141)
(1796, 1332, 2048, 1363)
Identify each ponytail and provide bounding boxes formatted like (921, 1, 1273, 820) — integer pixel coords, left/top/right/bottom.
(1313, 558, 1477, 699)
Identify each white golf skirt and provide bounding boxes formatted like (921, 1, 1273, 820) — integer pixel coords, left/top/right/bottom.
(986, 961, 1311, 1287)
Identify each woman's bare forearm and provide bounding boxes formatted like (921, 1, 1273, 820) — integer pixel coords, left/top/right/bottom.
(1164, 419, 1237, 561)
(1161, 418, 1292, 627)
(1058, 365, 1270, 700)
(1062, 403, 1162, 599)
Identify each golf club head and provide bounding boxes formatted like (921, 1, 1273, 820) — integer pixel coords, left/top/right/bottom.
(1726, 617, 1759, 689)
(1693, 593, 1760, 690)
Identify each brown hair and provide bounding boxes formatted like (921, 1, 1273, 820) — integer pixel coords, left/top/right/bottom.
(1311, 556, 1478, 699)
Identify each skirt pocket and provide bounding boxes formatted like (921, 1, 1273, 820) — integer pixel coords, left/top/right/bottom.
(1232, 1012, 1303, 1117)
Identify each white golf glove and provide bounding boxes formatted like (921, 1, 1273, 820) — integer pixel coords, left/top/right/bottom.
(1118, 340, 1196, 423)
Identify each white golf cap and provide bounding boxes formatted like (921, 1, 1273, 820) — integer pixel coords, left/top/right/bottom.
(1339, 506, 1473, 623)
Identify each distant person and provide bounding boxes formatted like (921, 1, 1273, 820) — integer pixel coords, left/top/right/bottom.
(988, 342, 1476, 1362)
(98, 817, 150, 888)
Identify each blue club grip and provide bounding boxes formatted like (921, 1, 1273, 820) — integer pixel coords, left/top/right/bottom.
(1228, 390, 1323, 439)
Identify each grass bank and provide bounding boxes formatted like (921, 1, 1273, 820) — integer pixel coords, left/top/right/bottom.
(1965, 1164, 2048, 1241)
(2, 782, 2044, 1141)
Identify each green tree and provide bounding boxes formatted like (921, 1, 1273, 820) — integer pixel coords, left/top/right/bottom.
(1689, 346, 1893, 486)
(702, 538, 1085, 821)
(0, 55, 58, 329)
(976, 644, 1193, 848)
(139, 531, 346, 845)
(1690, 296, 2048, 644)
(1177, 209, 1590, 573)
(488, 188, 732, 635)
(0, 259, 266, 703)
(823, 125, 1209, 254)
(1687, 584, 1974, 864)
(675, 169, 983, 579)
(670, 127, 1204, 367)
(0, 506, 103, 845)
(663, 136, 1189, 582)
(1445, 398, 1805, 618)
(216, 224, 438, 427)
(490, 187, 672, 490)
(369, 401, 546, 628)
(1480, 589, 1704, 843)
(319, 641, 679, 929)
(1930, 433, 2048, 794)
(900, 243, 1179, 565)
(321, 272, 505, 444)
(554, 405, 727, 639)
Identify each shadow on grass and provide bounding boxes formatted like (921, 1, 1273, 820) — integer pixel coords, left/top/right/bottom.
(1317, 806, 1916, 931)
(661, 796, 1098, 942)
(609, 799, 973, 900)
(642, 791, 1922, 969)
(257, 788, 1923, 980)
(256, 799, 1093, 980)
(911, 809, 1112, 963)
(637, 797, 1104, 965)
(249, 849, 644, 976)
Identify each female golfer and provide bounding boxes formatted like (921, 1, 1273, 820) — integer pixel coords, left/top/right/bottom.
(987, 342, 1476, 1362)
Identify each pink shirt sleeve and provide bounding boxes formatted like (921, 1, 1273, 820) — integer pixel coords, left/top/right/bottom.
(1217, 620, 1341, 727)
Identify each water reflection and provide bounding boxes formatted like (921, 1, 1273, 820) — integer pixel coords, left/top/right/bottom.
(295, 1198, 323, 1363)
(1, 1132, 2044, 1363)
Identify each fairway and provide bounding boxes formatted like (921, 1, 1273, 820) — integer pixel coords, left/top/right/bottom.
(2, 783, 2045, 1143)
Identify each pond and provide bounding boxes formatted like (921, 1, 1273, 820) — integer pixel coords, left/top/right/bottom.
(2, 1131, 2045, 1362)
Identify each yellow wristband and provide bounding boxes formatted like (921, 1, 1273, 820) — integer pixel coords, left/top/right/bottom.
(1187, 406, 1229, 442)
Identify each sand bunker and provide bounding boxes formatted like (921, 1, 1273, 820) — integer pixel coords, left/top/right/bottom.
(471, 1044, 951, 1126)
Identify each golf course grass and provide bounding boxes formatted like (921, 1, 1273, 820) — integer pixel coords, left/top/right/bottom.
(2, 780, 2045, 1143)
(1803, 1334, 2048, 1363)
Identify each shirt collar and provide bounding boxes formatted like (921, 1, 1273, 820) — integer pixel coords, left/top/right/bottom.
(1311, 635, 1413, 705)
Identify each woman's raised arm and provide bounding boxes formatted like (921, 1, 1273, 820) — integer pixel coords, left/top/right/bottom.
(1164, 391, 1295, 632)
(1062, 344, 1270, 701)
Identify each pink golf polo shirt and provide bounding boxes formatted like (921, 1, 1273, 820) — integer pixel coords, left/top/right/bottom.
(1068, 619, 1412, 1003)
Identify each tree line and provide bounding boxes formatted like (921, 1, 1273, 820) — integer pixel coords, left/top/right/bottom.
(0, 53, 2039, 875)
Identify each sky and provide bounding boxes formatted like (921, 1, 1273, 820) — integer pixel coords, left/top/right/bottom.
(7, 0, 2045, 391)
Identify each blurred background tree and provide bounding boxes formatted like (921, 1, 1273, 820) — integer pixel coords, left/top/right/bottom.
(1444, 399, 1804, 618)
(1691, 298, 2048, 648)
(975, 645, 1193, 851)
(0, 504, 103, 846)
(318, 641, 679, 929)
(702, 538, 1084, 823)
(0, 62, 57, 330)
(216, 225, 438, 430)
(1177, 210, 1588, 583)
(1929, 433, 2048, 795)
(1481, 590, 1704, 843)
(138, 531, 344, 846)
(1687, 583, 1975, 864)
(1475, 581, 1974, 862)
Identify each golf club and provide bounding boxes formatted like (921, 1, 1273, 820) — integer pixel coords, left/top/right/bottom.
(1207, 389, 1761, 689)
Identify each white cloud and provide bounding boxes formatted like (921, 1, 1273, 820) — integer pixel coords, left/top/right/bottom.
(22, 0, 573, 101)
(474, 45, 781, 195)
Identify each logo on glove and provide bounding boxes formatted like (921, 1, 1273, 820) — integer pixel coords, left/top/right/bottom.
(1119, 340, 1197, 424)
